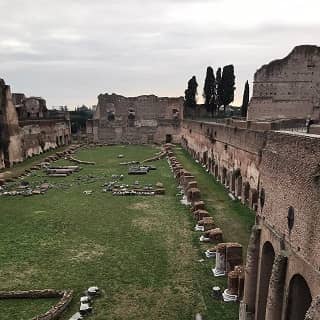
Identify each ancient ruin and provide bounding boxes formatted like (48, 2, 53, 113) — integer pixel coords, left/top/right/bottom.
(0, 80, 71, 169)
(1, 44, 320, 320)
(86, 93, 183, 144)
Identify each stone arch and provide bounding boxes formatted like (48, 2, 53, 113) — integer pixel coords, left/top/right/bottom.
(256, 241, 275, 320)
(285, 274, 312, 320)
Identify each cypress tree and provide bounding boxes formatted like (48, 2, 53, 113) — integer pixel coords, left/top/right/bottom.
(184, 76, 198, 110)
(203, 66, 216, 116)
(241, 80, 249, 118)
(220, 65, 235, 113)
(216, 67, 223, 112)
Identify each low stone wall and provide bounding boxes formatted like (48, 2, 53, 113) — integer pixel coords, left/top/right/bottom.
(0, 289, 73, 320)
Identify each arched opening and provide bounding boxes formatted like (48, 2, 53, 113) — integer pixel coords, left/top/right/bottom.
(231, 172, 236, 193)
(203, 151, 208, 166)
(165, 134, 172, 143)
(236, 176, 242, 198)
(243, 182, 250, 204)
(214, 164, 219, 178)
(256, 241, 275, 320)
(250, 188, 259, 210)
(222, 167, 227, 185)
(286, 274, 312, 320)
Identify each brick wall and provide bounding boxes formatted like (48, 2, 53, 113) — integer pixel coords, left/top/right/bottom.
(248, 45, 320, 121)
(88, 93, 183, 144)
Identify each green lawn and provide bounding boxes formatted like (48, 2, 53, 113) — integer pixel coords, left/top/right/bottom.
(0, 145, 254, 319)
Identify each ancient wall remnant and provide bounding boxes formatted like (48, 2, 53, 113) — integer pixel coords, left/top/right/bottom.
(248, 45, 320, 121)
(180, 119, 265, 209)
(180, 118, 320, 320)
(0, 79, 71, 168)
(12, 93, 71, 158)
(87, 93, 184, 144)
(0, 79, 23, 168)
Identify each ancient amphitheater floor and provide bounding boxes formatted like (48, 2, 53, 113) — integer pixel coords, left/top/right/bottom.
(0, 145, 254, 320)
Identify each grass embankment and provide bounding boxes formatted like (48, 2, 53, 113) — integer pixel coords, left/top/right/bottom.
(0, 145, 254, 319)
(174, 146, 255, 319)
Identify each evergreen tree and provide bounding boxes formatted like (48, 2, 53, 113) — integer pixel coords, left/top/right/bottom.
(203, 66, 216, 116)
(216, 67, 223, 112)
(220, 65, 235, 112)
(184, 76, 198, 110)
(241, 81, 249, 118)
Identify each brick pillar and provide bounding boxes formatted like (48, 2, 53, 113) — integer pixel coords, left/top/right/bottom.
(305, 296, 320, 320)
(265, 253, 287, 320)
(242, 225, 261, 316)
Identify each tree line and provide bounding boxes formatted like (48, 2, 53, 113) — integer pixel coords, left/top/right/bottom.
(184, 65, 249, 118)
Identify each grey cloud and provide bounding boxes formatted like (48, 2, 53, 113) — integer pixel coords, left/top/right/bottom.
(0, 0, 319, 107)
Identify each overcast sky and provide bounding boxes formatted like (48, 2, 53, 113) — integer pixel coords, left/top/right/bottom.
(0, 0, 319, 108)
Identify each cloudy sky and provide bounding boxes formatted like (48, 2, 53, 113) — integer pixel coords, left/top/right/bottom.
(0, 0, 319, 108)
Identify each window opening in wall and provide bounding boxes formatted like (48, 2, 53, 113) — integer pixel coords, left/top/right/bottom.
(165, 134, 172, 143)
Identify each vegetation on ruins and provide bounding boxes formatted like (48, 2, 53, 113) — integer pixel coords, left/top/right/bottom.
(184, 65, 236, 118)
(0, 145, 253, 320)
(220, 65, 236, 112)
(203, 66, 216, 117)
(184, 76, 198, 109)
(70, 105, 93, 134)
(241, 81, 250, 118)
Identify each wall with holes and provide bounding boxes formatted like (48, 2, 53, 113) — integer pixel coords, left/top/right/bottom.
(248, 45, 320, 121)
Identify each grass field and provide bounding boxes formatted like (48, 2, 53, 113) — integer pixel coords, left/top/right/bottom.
(0, 145, 254, 319)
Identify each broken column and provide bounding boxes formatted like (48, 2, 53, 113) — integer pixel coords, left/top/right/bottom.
(192, 201, 205, 212)
(212, 243, 227, 276)
(193, 209, 209, 221)
(201, 228, 223, 244)
(187, 181, 198, 191)
(187, 188, 201, 204)
(223, 265, 245, 302)
(226, 243, 243, 273)
(197, 217, 215, 231)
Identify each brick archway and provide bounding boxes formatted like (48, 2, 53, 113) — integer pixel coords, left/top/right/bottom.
(256, 241, 275, 320)
(286, 274, 312, 320)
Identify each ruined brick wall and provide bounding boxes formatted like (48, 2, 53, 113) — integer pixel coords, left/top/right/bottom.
(0, 79, 23, 168)
(239, 131, 320, 320)
(181, 119, 266, 208)
(19, 119, 71, 158)
(248, 45, 320, 121)
(258, 131, 320, 295)
(89, 94, 183, 144)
